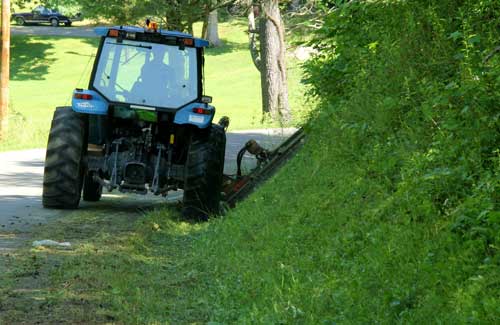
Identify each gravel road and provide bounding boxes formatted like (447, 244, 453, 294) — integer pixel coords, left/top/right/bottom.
(0, 128, 296, 248)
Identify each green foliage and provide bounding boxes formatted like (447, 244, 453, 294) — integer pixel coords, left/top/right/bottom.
(73, 0, 231, 31)
(75, 0, 149, 24)
(305, 0, 500, 251)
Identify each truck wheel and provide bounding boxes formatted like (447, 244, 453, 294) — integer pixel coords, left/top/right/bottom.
(82, 172, 102, 202)
(15, 17, 25, 26)
(50, 18, 59, 27)
(183, 124, 226, 220)
(42, 107, 86, 209)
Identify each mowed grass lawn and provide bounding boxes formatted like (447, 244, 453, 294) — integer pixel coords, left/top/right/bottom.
(0, 20, 306, 151)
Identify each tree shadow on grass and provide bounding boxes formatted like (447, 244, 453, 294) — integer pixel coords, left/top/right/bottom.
(65, 50, 94, 57)
(10, 37, 57, 81)
(204, 39, 248, 56)
(78, 36, 100, 48)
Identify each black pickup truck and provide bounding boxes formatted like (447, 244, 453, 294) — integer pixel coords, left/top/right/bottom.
(11, 6, 82, 27)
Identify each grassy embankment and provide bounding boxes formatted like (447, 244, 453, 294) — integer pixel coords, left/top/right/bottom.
(1, 19, 306, 151)
(2, 1, 499, 323)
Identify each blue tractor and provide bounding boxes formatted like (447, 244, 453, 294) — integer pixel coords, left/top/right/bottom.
(42, 25, 228, 218)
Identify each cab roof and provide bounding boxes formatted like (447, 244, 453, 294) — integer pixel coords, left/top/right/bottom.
(94, 26, 209, 48)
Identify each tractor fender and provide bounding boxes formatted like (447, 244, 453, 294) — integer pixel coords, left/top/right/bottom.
(173, 102, 215, 128)
(71, 89, 108, 115)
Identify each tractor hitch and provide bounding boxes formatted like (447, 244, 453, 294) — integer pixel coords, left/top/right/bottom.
(222, 128, 305, 208)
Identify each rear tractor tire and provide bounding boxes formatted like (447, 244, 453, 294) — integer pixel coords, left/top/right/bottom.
(183, 124, 226, 220)
(42, 107, 86, 209)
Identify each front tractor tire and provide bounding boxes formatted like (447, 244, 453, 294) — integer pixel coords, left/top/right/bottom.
(42, 107, 86, 209)
(183, 124, 226, 220)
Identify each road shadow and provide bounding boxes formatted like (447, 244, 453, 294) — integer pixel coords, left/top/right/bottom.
(77, 193, 179, 214)
(11, 37, 56, 81)
(0, 171, 42, 187)
(0, 193, 176, 214)
(17, 160, 45, 168)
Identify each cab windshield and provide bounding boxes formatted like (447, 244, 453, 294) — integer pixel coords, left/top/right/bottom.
(93, 37, 198, 108)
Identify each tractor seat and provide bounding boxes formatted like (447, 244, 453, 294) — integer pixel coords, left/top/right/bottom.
(130, 64, 176, 104)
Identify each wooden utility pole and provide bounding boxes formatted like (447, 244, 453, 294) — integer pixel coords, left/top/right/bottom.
(0, 0, 10, 140)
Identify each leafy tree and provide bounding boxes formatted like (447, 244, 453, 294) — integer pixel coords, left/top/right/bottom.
(201, 0, 237, 46)
(76, 0, 147, 25)
(70, 0, 234, 38)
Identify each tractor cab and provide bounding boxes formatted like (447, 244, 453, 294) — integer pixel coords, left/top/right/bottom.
(73, 25, 214, 129)
(94, 26, 207, 108)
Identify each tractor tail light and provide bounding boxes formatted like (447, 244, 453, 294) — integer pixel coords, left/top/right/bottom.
(74, 93, 93, 100)
(183, 38, 194, 46)
(108, 29, 119, 37)
(192, 107, 211, 115)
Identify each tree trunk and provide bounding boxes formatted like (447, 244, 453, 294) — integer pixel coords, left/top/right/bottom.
(248, 7, 261, 70)
(259, 0, 291, 122)
(206, 9, 221, 47)
(201, 8, 210, 38)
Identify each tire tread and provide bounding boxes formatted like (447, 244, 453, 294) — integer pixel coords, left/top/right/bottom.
(42, 107, 85, 209)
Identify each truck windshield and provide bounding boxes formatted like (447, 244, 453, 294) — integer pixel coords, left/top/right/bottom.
(93, 37, 198, 109)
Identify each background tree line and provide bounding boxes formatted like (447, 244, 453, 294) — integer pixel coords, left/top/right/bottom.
(11, 0, 327, 121)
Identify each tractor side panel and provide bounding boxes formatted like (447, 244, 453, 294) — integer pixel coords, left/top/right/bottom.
(173, 102, 215, 129)
(72, 89, 108, 115)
